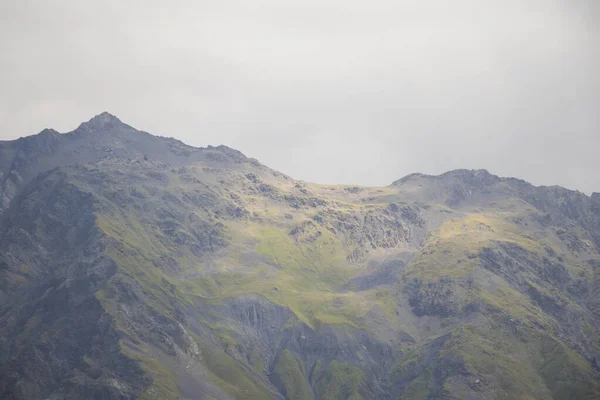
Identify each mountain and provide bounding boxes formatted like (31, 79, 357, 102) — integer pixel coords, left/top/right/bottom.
(0, 113, 599, 400)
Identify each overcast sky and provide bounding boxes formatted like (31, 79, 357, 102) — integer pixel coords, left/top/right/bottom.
(1, 1, 598, 193)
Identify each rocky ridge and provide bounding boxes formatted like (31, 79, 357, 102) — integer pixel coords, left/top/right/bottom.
(0, 113, 599, 399)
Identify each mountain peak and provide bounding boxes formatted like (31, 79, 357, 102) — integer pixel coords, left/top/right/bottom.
(391, 169, 498, 186)
(76, 111, 131, 132)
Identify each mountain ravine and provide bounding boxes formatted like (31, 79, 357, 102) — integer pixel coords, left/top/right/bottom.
(1, 112, 599, 399)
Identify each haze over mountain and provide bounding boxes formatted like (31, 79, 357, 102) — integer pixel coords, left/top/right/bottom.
(2, 1, 599, 193)
(1, 113, 599, 399)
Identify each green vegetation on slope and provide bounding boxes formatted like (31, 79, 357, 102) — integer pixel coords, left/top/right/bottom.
(84, 164, 600, 399)
(273, 350, 314, 400)
(316, 361, 365, 400)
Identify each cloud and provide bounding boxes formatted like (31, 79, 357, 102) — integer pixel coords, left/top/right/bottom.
(1, 0, 598, 192)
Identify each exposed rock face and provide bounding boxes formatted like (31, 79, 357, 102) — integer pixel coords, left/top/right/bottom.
(0, 169, 147, 399)
(0, 113, 599, 399)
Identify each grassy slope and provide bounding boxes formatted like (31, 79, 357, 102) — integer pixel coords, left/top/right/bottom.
(396, 203, 600, 398)
(82, 162, 600, 399)
(87, 164, 387, 398)
(273, 350, 314, 400)
(316, 361, 365, 400)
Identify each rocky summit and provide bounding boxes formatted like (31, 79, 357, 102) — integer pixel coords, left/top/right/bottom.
(1, 113, 599, 400)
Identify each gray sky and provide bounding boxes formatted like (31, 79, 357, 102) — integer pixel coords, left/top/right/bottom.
(1, 1, 599, 193)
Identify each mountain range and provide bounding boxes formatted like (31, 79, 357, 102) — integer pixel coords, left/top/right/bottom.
(1, 112, 599, 399)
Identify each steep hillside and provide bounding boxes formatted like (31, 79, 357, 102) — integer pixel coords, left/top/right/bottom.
(0, 113, 599, 399)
